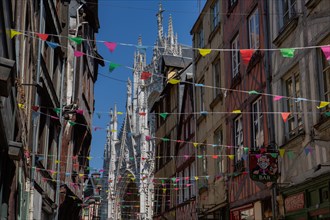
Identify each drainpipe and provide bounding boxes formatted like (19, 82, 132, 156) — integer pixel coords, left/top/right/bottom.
(262, 1, 277, 220)
(29, 0, 44, 219)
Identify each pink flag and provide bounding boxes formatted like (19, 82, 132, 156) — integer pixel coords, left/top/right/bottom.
(321, 46, 330, 60)
(104, 42, 117, 52)
(76, 109, 83, 115)
(74, 50, 84, 57)
(273, 95, 283, 101)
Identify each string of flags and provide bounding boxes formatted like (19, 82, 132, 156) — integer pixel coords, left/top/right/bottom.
(12, 30, 330, 109)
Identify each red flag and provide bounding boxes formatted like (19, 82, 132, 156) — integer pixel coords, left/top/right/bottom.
(281, 112, 290, 123)
(31, 106, 39, 111)
(36, 33, 49, 41)
(141, 71, 152, 80)
(240, 49, 254, 65)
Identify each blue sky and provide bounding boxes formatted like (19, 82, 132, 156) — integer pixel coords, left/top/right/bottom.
(90, 0, 206, 170)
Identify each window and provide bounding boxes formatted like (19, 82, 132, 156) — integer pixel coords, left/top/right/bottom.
(213, 59, 221, 98)
(248, 8, 260, 49)
(279, 0, 297, 28)
(234, 116, 244, 163)
(229, 0, 238, 8)
(197, 80, 205, 112)
(231, 34, 240, 77)
(200, 144, 208, 175)
(285, 72, 303, 137)
(211, 0, 220, 31)
(214, 128, 225, 174)
(320, 48, 330, 109)
(252, 98, 264, 149)
(197, 28, 204, 48)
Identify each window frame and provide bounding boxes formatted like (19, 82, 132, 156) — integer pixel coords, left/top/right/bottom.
(248, 8, 260, 49)
(231, 34, 240, 78)
(278, 0, 297, 29)
(285, 70, 303, 137)
(214, 128, 225, 175)
(234, 115, 244, 163)
(211, 0, 220, 31)
(197, 80, 205, 112)
(252, 97, 264, 150)
(213, 58, 221, 99)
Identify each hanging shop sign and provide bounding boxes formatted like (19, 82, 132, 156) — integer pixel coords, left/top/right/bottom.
(249, 153, 278, 182)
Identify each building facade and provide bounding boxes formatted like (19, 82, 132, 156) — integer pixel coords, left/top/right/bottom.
(0, 0, 102, 219)
(269, 0, 330, 219)
(190, 0, 228, 219)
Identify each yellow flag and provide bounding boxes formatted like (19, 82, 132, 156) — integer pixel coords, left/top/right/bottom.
(111, 129, 117, 132)
(193, 142, 198, 148)
(55, 160, 60, 164)
(18, 103, 24, 109)
(117, 111, 123, 115)
(194, 176, 199, 181)
(228, 155, 235, 160)
(279, 149, 285, 157)
(198, 49, 211, 57)
(317, 101, 330, 109)
(87, 156, 92, 160)
(168, 78, 180, 84)
(79, 173, 84, 177)
(232, 110, 241, 114)
(10, 30, 22, 39)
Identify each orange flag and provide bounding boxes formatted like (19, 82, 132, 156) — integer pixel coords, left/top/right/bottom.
(240, 49, 254, 65)
(281, 112, 290, 123)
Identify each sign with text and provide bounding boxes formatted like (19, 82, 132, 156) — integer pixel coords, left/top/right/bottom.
(249, 153, 279, 182)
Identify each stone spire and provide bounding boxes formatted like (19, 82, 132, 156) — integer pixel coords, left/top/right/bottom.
(168, 14, 174, 46)
(156, 3, 164, 43)
(134, 35, 146, 70)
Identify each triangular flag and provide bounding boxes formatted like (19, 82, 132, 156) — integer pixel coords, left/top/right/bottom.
(317, 101, 330, 109)
(273, 95, 284, 101)
(74, 50, 84, 57)
(324, 112, 330, 117)
(109, 62, 121, 72)
(281, 112, 290, 123)
(295, 97, 308, 102)
(194, 176, 199, 181)
(287, 151, 294, 159)
(69, 121, 76, 126)
(162, 137, 170, 142)
(139, 112, 146, 116)
(76, 109, 83, 115)
(248, 90, 259, 95)
(212, 155, 218, 159)
(36, 33, 49, 41)
(69, 37, 84, 44)
(159, 113, 168, 119)
(104, 42, 117, 52)
(270, 153, 278, 158)
(195, 83, 204, 87)
(321, 46, 330, 60)
(46, 41, 59, 49)
(54, 108, 61, 114)
(198, 49, 211, 57)
(243, 147, 249, 153)
(55, 160, 60, 164)
(240, 49, 254, 65)
(280, 48, 295, 58)
(145, 136, 151, 141)
(304, 147, 310, 155)
(228, 155, 235, 160)
(9, 30, 22, 39)
(279, 149, 285, 157)
(197, 155, 203, 159)
(232, 110, 241, 114)
(168, 78, 180, 84)
(141, 71, 152, 80)
(117, 111, 123, 115)
(31, 106, 39, 112)
(18, 103, 24, 109)
(87, 156, 92, 160)
(193, 143, 198, 148)
(200, 111, 208, 116)
(97, 113, 101, 119)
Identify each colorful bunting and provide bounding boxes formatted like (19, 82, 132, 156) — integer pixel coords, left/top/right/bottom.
(280, 48, 295, 58)
(228, 155, 234, 160)
(159, 112, 168, 119)
(321, 46, 330, 60)
(168, 78, 180, 84)
(69, 121, 76, 126)
(141, 71, 152, 80)
(240, 49, 254, 65)
(104, 42, 117, 52)
(76, 109, 84, 115)
(193, 143, 198, 148)
(248, 90, 259, 95)
(198, 49, 211, 57)
(109, 62, 121, 72)
(9, 30, 22, 39)
(281, 112, 290, 123)
(279, 149, 285, 157)
(46, 41, 59, 49)
(31, 106, 39, 112)
(195, 83, 204, 87)
(317, 101, 330, 109)
(74, 50, 84, 57)
(36, 33, 49, 41)
(232, 110, 241, 114)
(69, 37, 84, 45)
(273, 95, 284, 101)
